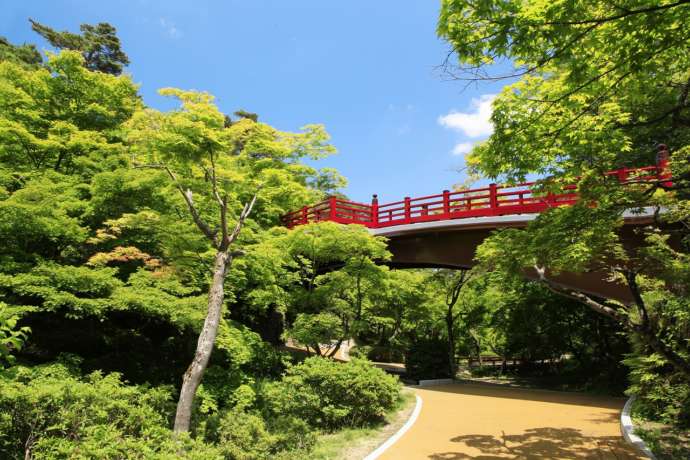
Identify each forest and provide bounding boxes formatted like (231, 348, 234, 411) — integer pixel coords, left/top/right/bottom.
(1, 1, 690, 458)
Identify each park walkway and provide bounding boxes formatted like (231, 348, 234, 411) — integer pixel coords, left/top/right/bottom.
(379, 382, 644, 459)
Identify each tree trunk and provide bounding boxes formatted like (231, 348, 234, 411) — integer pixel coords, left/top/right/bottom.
(446, 310, 456, 377)
(173, 251, 230, 433)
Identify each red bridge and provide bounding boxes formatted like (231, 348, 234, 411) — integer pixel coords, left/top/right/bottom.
(282, 147, 673, 304)
(283, 154, 672, 230)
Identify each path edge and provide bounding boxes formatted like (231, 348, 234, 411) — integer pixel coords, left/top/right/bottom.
(363, 394, 423, 460)
(621, 395, 656, 459)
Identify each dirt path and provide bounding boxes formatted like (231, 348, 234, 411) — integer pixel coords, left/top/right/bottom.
(379, 382, 644, 459)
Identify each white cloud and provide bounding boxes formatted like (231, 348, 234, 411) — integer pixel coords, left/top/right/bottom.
(452, 142, 474, 156)
(159, 18, 181, 38)
(438, 94, 496, 138)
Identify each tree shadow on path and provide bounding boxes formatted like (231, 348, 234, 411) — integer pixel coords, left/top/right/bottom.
(428, 427, 642, 459)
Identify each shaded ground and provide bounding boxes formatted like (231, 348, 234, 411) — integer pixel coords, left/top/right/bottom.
(380, 382, 644, 459)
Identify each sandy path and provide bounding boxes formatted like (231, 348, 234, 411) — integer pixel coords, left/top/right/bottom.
(379, 382, 644, 459)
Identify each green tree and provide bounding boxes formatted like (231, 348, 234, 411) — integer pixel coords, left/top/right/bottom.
(439, 0, 690, 384)
(0, 51, 139, 173)
(287, 312, 344, 356)
(126, 89, 337, 432)
(268, 222, 391, 357)
(0, 37, 42, 68)
(30, 19, 129, 75)
(428, 269, 473, 376)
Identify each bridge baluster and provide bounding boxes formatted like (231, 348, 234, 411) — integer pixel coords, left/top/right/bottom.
(489, 183, 498, 209)
(329, 197, 337, 220)
(371, 194, 379, 227)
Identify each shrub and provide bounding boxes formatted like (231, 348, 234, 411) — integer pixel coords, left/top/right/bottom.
(215, 408, 315, 460)
(625, 353, 690, 426)
(405, 338, 451, 380)
(261, 357, 400, 430)
(0, 359, 222, 459)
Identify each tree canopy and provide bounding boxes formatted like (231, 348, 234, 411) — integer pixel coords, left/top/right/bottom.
(30, 19, 130, 75)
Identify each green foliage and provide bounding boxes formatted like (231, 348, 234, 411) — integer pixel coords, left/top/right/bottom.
(0, 37, 42, 68)
(214, 408, 315, 460)
(267, 222, 391, 348)
(30, 19, 130, 75)
(287, 312, 344, 354)
(262, 357, 401, 430)
(439, 0, 690, 181)
(626, 353, 690, 426)
(0, 303, 30, 367)
(0, 52, 139, 174)
(0, 359, 223, 459)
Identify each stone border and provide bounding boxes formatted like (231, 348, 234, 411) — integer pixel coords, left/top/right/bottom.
(621, 396, 656, 459)
(363, 394, 423, 460)
(418, 378, 455, 387)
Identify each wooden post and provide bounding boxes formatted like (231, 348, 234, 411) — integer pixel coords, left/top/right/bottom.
(301, 206, 308, 224)
(489, 183, 498, 209)
(329, 196, 337, 220)
(442, 190, 450, 217)
(617, 167, 628, 183)
(371, 194, 379, 227)
(404, 197, 411, 223)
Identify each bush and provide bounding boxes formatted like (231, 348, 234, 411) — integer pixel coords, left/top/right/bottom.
(626, 353, 690, 426)
(215, 408, 315, 460)
(261, 357, 401, 430)
(405, 338, 451, 380)
(0, 359, 222, 459)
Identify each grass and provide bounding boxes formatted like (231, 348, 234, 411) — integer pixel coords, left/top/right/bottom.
(308, 389, 416, 460)
(631, 400, 690, 460)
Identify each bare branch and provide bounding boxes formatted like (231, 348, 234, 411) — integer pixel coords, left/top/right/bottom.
(224, 187, 262, 251)
(534, 265, 627, 323)
(135, 163, 217, 243)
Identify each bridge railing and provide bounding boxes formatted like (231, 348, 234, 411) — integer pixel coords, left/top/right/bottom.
(282, 197, 374, 228)
(282, 150, 672, 229)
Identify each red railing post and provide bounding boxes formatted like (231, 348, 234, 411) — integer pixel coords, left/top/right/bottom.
(657, 144, 673, 187)
(404, 197, 411, 223)
(301, 206, 308, 224)
(371, 194, 379, 228)
(442, 190, 450, 217)
(489, 183, 498, 210)
(328, 196, 337, 220)
(617, 167, 628, 183)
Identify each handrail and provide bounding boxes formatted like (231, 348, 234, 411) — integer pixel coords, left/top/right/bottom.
(282, 147, 673, 229)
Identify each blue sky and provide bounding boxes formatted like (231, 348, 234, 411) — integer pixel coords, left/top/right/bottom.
(2, 0, 509, 203)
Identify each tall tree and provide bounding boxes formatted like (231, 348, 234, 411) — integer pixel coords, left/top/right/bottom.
(30, 19, 129, 75)
(439, 0, 690, 380)
(270, 222, 391, 358)
(429, 269, 473, 376)
(127, 88, 337, 432)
